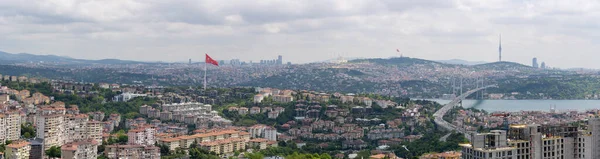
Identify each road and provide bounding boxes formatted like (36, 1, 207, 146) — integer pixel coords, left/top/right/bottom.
(433, 85, 498, 141)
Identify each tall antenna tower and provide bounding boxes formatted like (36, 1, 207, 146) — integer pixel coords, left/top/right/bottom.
(498, 34, 502, 62)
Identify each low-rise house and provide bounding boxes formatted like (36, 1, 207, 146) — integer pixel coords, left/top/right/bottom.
(268, 111, 279, 119)
(239, 107, 248, 115)
(342, 140, 367, 150)
(250, 107, 261, 114)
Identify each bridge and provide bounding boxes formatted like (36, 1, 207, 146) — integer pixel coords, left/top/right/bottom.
(434, 84, 498, 141)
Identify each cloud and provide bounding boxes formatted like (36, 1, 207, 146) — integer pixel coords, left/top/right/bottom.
(0, 0, 600, 68)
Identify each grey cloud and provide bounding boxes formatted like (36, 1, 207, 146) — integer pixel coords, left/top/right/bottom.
(1, 0, 600, 68)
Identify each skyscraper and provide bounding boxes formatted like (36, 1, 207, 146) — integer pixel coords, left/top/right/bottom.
(277, 55, 282, 65)
(541, 62, 546, 69)
(189, 59, 192, 64)
(498, 34, 502, 62)
(532, 57, 538, 68)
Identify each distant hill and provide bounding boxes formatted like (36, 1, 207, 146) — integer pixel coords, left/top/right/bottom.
(0, 51, 149, 65)
(436, 59, 488, 65)
(472, 61, 532, 70)
(350, 57, 450, 67)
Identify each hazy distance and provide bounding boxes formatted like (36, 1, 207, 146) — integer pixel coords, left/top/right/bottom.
(0, 0, 599, 68)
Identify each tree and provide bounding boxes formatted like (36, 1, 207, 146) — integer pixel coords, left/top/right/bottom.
(45, 146, 61, 158)
(117, 135, 128, 144)
(245, 152, 264, 159)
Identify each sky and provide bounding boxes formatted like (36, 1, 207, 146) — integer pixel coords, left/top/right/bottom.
(1, 0, 600, 68)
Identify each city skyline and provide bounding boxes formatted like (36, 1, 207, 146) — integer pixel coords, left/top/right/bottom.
(1, 1, 600, 68)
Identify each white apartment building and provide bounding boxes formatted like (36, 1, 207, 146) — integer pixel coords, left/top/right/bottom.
(86, 121, 104, 144)
(65, 114, 89, 143)
(113, 93, 147, 102)
(128, 126, 157, 146)
(0, 113, 7, 143)
(36, 105, 66, 150)
(61, 139, 99, 159)
(248, 124, 277, 141)
(6, 111, 21, 141)
(265, 127, 277, 141)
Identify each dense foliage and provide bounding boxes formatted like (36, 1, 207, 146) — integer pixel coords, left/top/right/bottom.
(45, 146, 61, 158)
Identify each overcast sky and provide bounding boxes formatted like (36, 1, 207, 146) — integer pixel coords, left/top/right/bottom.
(1, 0, 599, 68)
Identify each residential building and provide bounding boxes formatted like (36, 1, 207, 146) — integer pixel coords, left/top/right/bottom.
(273, 95, 293, 103)
(28, 138, 44, 159)
(88, 111, 105, 121)
(268, 111, 279, 119)
(6, 111, 21, 141)
(462, 123, 600, 159)
(253, 95, 264, 103)
(0, 94, 8, 103)
(250, 107, 261, 114)
(5, 141, 31, 159)
(264, 127, 277, 141)
(128, 126, 157, 146)
(248, 138, 268, 150)
(0, 113, 6, 143)
(65, 114, 89, 143)
(61, 139, 99, 159)
(86, 121, 103, 144)
(104, 145, 160, 159)
(249, 124, 267, 139)
(420, 151, 461, 159)
(239, 107, 248, 115)
(113, 93, 147, 102)
(158, 130, 250, 157)
(36, 105, 66, 150)
(460, 130, 515, 159)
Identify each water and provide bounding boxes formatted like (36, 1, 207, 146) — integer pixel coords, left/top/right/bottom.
(424, 99, 600, 112)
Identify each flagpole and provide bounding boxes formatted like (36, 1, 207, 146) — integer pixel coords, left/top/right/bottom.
(204, 54, 207, 91)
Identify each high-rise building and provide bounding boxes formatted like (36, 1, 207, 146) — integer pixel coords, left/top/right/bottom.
(462, 122, 600, 159)
(460, 130, 515, 159)
(36, 105, 66, 150)
(6, 110, 22, 142)
(65, 114, 90, 143)
(189, 59, 192, 64)
(86, 121, 103, 144)
(532, 57, 538, 68)
(277, 55, 283, 65)
(0, 113, 7, 143)
(29, 138, 44, 159)
(541, 62, 546, 69)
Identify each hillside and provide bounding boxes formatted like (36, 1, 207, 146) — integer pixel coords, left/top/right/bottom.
(0, 51, 149, 65)
(351, 57, 451, 67)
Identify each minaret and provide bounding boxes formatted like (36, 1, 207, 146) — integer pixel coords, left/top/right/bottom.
(498, 34, 502, 62)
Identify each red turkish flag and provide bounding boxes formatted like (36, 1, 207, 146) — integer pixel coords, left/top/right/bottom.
(206, 54, 219, 66)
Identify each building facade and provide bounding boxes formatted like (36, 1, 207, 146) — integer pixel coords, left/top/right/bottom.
(128, 126, 157, 146)
(462, 122, 600, 159)
(36, 105, 66, 150)
(61, 139, 99, 159)
(104, 145, 160, 159)
(5, 141, 31, 159)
